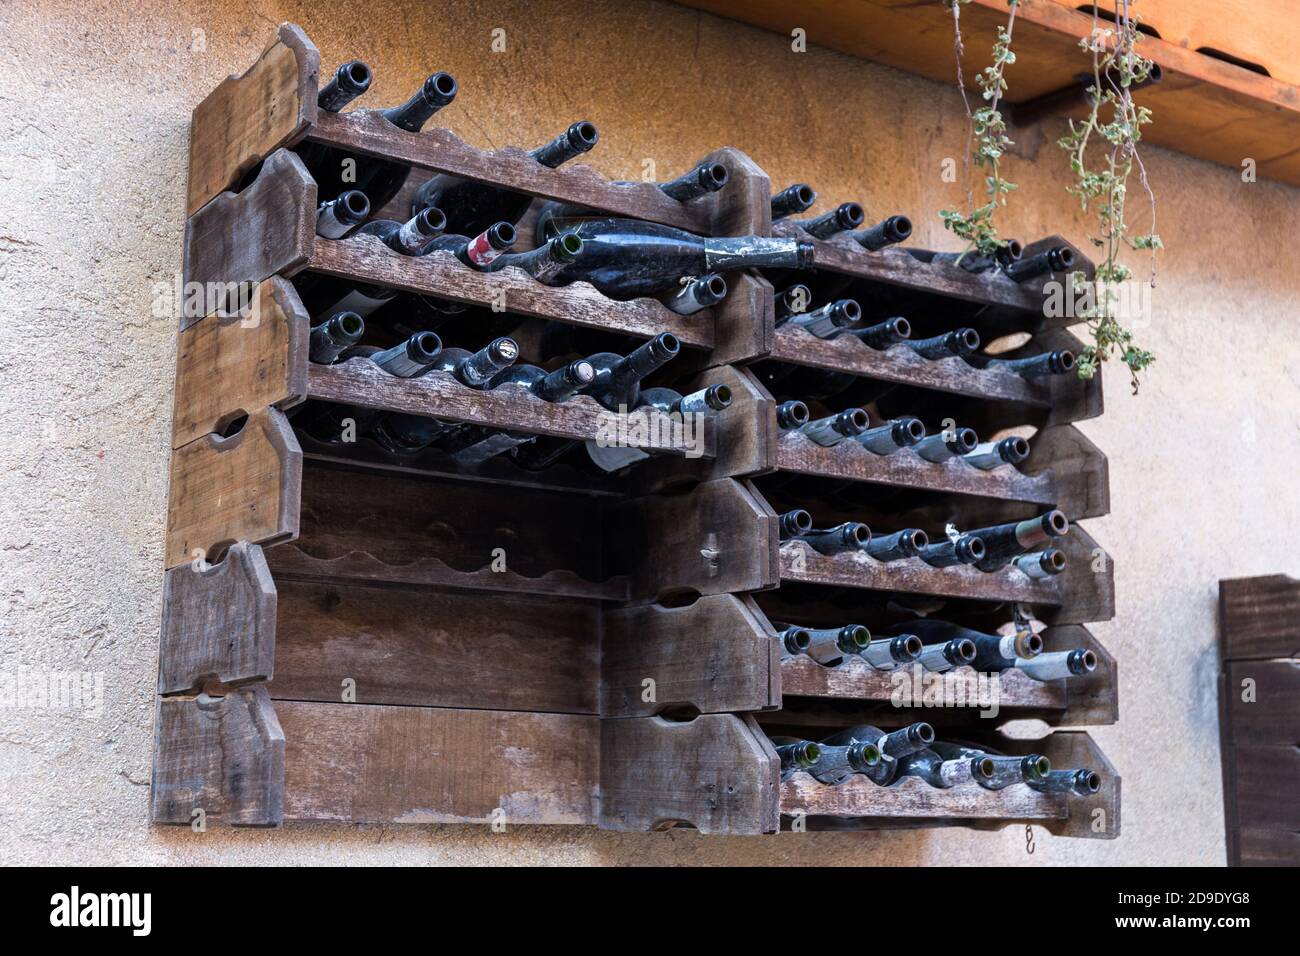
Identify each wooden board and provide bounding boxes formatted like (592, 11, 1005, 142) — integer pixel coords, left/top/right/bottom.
(602, 595, 780, 717)
(172, 277, 308, 446)
(152, 687, 285, 826)
(187, 23, 318, 215)
(1041, 623, 1118, 726)
(183, 148, 315, 330)
(781, 773, 1069, 822)
(1219, 574, 1300, 660)
(279, 702, 598, 824)
(158, 542, 277, 694)
(599, 714, 780, 834)
(165, 406, 302, 569)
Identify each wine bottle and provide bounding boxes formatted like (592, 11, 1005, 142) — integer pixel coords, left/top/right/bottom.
(791, 522, 871, 556)
(776, 400, 811, 430)
(905, 328, 981, 360)
(851, 215, 912, 251)
(308, 312, 365, 364)
(860, 634, 924, 670)
(583, 383, 731, 473)
(931, 240, 1022, 274)
(793, 202, 865, 239)
(864, 528, 929, 562)
(422, 221, 518, 268)
(410, 121, 598, 231)
(430, 337, 520, 387)
(343, 73, 458, 208)
(318, 60, 372, 112)
(776, 299, 861, 339)
(856, 417, 926, 456)
(368, 332, 444, 377)
(775, 622, 870, 664)
(773, 284, 813, 320)
(772, 737, 822, 779)
(969, 510, 1069, 571)
(892, 748, 973, 789)
(848, 316, 911, 350)
(315, 190, 370, 239)
(774, 626, 812, 656)
(822, 723, 934, 785)
(931, 742, 1051, 790)
(970, 348, 1075, 378)
(807, 740, 882, 785)
(486, 232, 583, 281)
(916, 637, 977, 672)
(770, 183, 816, 220)
(916, 532, 986, 568)
(1028, 768, 1102, 796)
(370, 409, 456, 456)
(886, 619, 1042, 672)
(1015, 648, 1097, 681)
(913, 427, 979, 463)
(354, 207, 447, 255)
(657, 160, 729, 201)
(296, 61, 374, 201)
(1004, 245, 1074, 283)
(581, 333, 681, 411)
(533, 215, 814, 298)
(962, 436, 1030, 471)
(799, 408, 870, 447)
(777, 509, 813, 539)
(1012, 548, 1067, 578)
(660, 274, 727, 315)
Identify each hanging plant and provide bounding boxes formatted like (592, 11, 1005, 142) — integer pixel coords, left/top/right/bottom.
(1058, 0, 1160, 392)
(940, 0, 1021, 261)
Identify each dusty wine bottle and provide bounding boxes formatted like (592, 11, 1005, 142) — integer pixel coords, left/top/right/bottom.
(532, 216, 814, 298)
(792, 522, 871, 556)
(890, 619, 1042, 672)
(347, 73, 458, 209)
(963, 436, 1031, 471)
(905, 328, 981, 360)
(370, 410, 455, 456)
(917, 532, 986, 568)
(315, 190, 371, 239)
(916, 637, 978, 672)
(369, 332, 443, 377)
(777, 298, 861, 338)
(794, 202, 865, 239)
(807, 740, 883, 785)
(420, 221, 518, 269)
(852, 215, 912, 251)
(296, 61, 375, 201)
(772, 738, 822, 779)
(777, 509, 814, 539)
(660, 273, 727, 315)
(799, 408, 870, 446)
(411, 121, 598, 231)
(775, 623, 870, 664)
(308, 312, 365, 364)
(930, 741, 1051, 790)
(770, 183, 816, 220)
(856, 417, 926, 456)
(430, 337, 520, 387)
(658, 160, 729, 201)
(848, 316, 911, 350)
(970, 511, 1070, 571)
(860, 634, 924, 670)
(931, 240, 1022, 274)
(581, 333, 681, 411)
(913, 427, 979, 463)
(776, 400, 811, 430)
(971, 348, 1075, 379)
(822, 723, 933, 785)
(1028, 768, 1102, 796)
(355, 207, 447, 256)
(486, 233, 584, 281)
(1015, 648, 1097, 681)
(1013, 548, 1067, 578)
(318, 61, 372, 112)
(864, 528, 929, 562)
(893, 748, 973, 789)
(583, 383, 731, 473)
(1004, 245, 1074, 283)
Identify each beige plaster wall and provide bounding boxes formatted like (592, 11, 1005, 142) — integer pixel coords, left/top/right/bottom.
(2, 0, 1293, 866)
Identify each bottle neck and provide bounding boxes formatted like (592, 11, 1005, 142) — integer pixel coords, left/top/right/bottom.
(529, 121, 598, 168)
(702, 236, 813, 272)
(382, 73, 457, 132)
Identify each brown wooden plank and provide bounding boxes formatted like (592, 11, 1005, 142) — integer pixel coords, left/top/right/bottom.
(183, 148, 315, 330)
(159, 542, 277, 694)
(187, 23, 317, 216)
(1040, 523, 1115, 625)
(1225, 745, 1300, 832)
(1041, 624, 1118, 727)
(1233, 827, 1300, 867)
(270, 581, 599, 714)
(1023, 424, 1109, 520)
(599, 714, 780, 834)
(172, 277, 309, 447)
(152, 687, 285, 826)
(308, 237, 713, 349)
(1219, 575, 1300, 660)
(602, 594, 779, 717)
(781, 772, 1068, 822)
(1224, 660, 1300, 747)
(278, 702, 597, 824)
(165, 407, 302, 569)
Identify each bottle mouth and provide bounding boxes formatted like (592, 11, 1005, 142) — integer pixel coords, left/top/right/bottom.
(410, 332, 442, 362)
(784, 509, 813, 535)
(1022, 632, 1044, 656)
(958, 328, 981, 352)
(974, 757, 996, 779)
(570, 120, 599, 150)
(954, 428, 979, 453)
(1079, 770, 1102, 793)
(839, 202, 866, 228)
(845, 625, 870, 648)
(900, 418, 926, 444)
(906, 529, 929, 551)
(891, 316, 912, 338)
(334, 312, 365, 340)
(1073, 649, 1099, 673)
(653, 332, 681, 359)
(802, 742, 822, 763)
(1028, 755, 1052, 779)
(846, 408, 870, 432)
(490, 221, 518, 248)
(340, 61, 372, 93)
(340, 190, 370, 219)
(703, 162, 730, 189)
(710, 384, 733, 408)
(954, 639, 977, 663)
(964, 536, 987, 561)
(424, 71, 458, 104)
(1051, 246, 1076, 270)
(900, 635, 924, 659)
(1045, 510, 1070, 536)
(857, 743, 881, 766)
(847, 524, 871, 547)
(784, 402, 810, 427)
(1042, 549, 1068, 574)
(417, 206, 447, 236)
(889, 215, 913, 241)
(912, 722, 936, 745)
(838, 299, 862, 323)
(490, 338, 520, 363)
(571, 360, 596, 385)
(703, 274, 728, 299)
(1056, 350, 1076, 372)
(1003, 436, 1031, 462)
(788, 629, 812, 651)
(1003, 239, 1025, 261)
(554, 231, 583, 259)
(791, 184, 816, 209)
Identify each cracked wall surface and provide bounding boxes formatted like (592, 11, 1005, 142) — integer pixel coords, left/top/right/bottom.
(2, 0, 1295, 866)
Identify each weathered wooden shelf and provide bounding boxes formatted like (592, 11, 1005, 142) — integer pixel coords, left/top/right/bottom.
(779, 656, 1067, 710)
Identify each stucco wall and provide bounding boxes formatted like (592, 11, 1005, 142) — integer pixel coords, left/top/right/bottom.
(2, 0, 1293, 866)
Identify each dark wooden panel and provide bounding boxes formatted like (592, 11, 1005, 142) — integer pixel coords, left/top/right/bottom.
(1233, 827, 1300, 867)
(1229, 745, 1300, 831)
(1224, 661, 1300, 746)
(1220, 575, 1300, 660)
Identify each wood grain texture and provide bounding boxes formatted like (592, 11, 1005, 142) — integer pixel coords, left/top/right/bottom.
(781, 772, 1068, 821)
(172, 277, 308, 447)
(1041, 624, 1118, 727)
(1022, 424, 1109, 520)
(151, 687, 285, 826)
(1042, 524, 1115, 625)
(1219, 574, 1300, 660)
(187, 23, 317, 215)
(599, 714, 780, 834)
(158, 542, 277, 694)
(602, 594, 779, 717)
(165, 406, 302, 569)
(183, 148, 315, 330)
(270, 581, 600, 714)
(1223, 660, 1300, 747)
(278, 702, 598, 824)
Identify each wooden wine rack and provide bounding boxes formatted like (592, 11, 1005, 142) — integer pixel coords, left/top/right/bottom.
(153, 22, 1119, 838)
